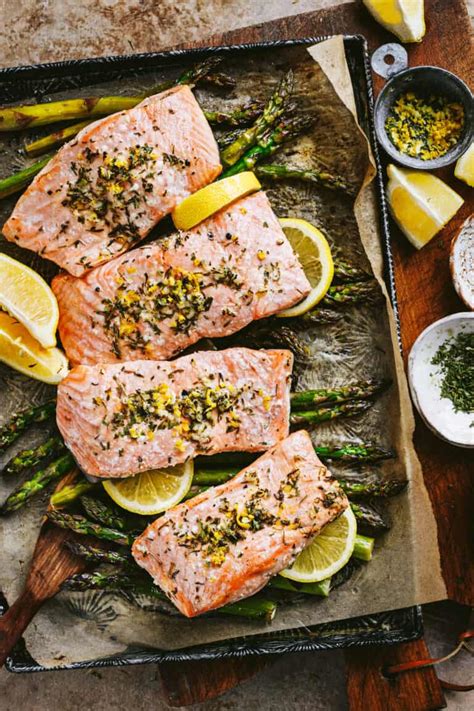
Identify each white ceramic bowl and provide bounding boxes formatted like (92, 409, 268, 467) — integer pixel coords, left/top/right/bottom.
(408, 312, 474, 448)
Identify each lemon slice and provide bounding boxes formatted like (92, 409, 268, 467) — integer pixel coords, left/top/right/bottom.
(362, 0, 425, 43)
(0, 253, 59, 348)
(276, 218, 334, 318)
(103, 460, 194, 515)
(387, 164, 464, 250)
(0, 311, 68, 384)
(172, 172, 261, 230)
(280, 508, 357, 583)
(455, 142, 474, 187)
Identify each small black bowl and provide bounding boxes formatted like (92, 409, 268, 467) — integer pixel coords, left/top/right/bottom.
(374, 66, 473, 170)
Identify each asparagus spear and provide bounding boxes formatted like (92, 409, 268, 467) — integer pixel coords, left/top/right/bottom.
(80, 495, 129, 531)
(2, 435, 65, 476)
(268, 576, 331, 597)
(220, 70, 294, 167)
(203, 100, 264, 127)
(0, 400, 57, 452)
(24, 120, 92, 156)
(323, 281, 380, 306)
(65, 540, 134, 567)
(0, 453, 75, 514)
(350, 501, 390, 534)
(295, 307, 344, 326)
(62, 571, 277, 621)
(47, 510, 135, 546)
(25, 100, 265, 158)
(290, 379, 389, 410)
(199, 72, 236, 89)
(338, 479, 407, 499)
(50, 479, 96, 507)
(217, 125, 245, 149)
(314, 443, 394, 464)
(255, 163, 349, 193)
(222, 113, 314, 178)
(353, 534, 374, 562)
(0, 57, 222, 132)
(290, 400, 373, 426)
(0, 153, 54, 199)
(193, 469, 239, 486)
(192, 451, 396, 490)
(332, 259, 371, 284)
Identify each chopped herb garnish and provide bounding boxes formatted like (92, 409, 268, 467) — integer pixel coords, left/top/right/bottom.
(431, 331, 474, 413)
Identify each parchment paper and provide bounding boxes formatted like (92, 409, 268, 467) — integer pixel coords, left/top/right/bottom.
(0, 37, 446, 667)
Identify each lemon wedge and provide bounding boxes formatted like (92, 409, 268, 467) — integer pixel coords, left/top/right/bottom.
(387, 164, 464, 249)
(0, 253, 59, 348)
(363, 0, 425, 43)
(103, 461, 194, 515)
(455, 142, 474, 187)
(0, 311, 68, 384)
(276, 218, 334, 318)
(172, 172, 261, 230)
(280, 507, 357, 583)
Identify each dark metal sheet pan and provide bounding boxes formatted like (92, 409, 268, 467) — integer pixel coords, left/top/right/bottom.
(0, 34, 419, 673)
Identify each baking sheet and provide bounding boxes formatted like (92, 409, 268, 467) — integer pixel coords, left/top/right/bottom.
(0, 36, 446, 667)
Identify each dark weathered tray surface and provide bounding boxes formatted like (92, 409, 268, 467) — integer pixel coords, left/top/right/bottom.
(0, 35, 422, 673)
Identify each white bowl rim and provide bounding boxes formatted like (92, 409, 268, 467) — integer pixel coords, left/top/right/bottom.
(408, 312, 474, 448)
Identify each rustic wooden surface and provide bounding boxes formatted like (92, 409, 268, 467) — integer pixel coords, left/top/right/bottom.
(0, 471, 88, 669)
(345, 639, 446, 711)
(157, 0, 473, 706)
(0, 522, 86, 668)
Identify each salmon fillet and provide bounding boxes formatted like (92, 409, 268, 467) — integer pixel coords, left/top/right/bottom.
(132, 430, 349, 617)
(52, 192, 310, 365)
(56, 347, 293, 478)
(3, 86, 221, 276)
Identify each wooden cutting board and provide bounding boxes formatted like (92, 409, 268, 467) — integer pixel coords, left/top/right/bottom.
(157, 0, 473, 707)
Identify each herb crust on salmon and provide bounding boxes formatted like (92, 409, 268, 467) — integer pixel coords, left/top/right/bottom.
(2, 85, 221, 276)
(52, 192, 310, 365)
(132, 430, 349, 617)
(56, 348, 293, 478)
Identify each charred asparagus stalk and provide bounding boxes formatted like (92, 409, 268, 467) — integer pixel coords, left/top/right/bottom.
(290, 400, 373, 426)
(203, 100, 264, 127)
(24, 120, 92, 156)
(255, 163, 349, 192)
(192, 460, 397, 492)
(332, 259, 371, 284)
(0, 154, 54, 199)
(350, 501, 390, 534)
(0, 57, 222, 132)
(220, 70, 294, 167)
(338, 479, 407, 499)
(50, 479, 96, 507)
(290, 379, 389, 410)
(295, 307, 344, 327)
(0, 453, 75, 514)
(1, 435, 65, 476)
(198, 71, 236, 89)
(312, 443, 394, 464)
(267, 576, 331, 597)
(62, 571, 277, 621)
(222, 113, 314, 178)
(25, 99, 265, 158)
(47, 510, 134, 546)
(0, 400, 57, 452)
(80, 495, 129, 532)
(65, 540, 134, 567)
(353, 534, 374, 561)
(323, 281, 380, 306)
